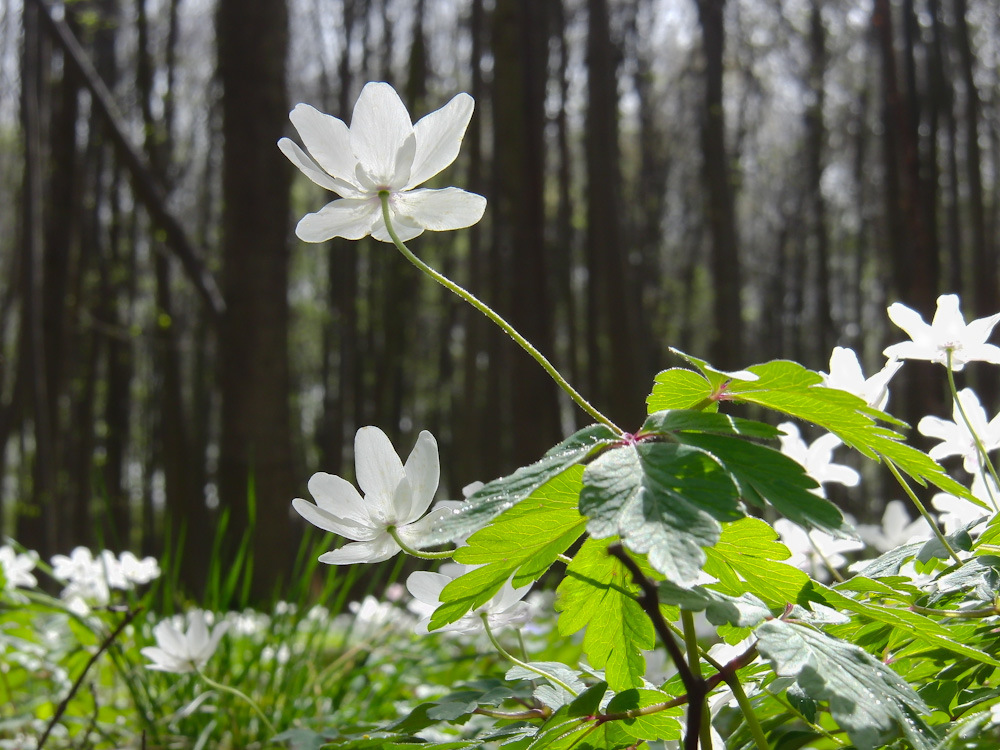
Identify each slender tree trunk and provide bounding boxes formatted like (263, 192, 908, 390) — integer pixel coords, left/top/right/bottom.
(953, 0, 995, 318)
(694, 0, 743, 370)
(491, 0, 562, 468)
(216, 0, 295, 601)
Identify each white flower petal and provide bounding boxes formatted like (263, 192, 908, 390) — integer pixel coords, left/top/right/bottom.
(350, 82, 414, 185)
(354, 426, 405, 509)
(319, 536, 399, 565)
(288, 103, 360, 187)
(371, 211, 424, 243)
(292, 497, 378, 540)
(278, 137, 359, 197)
(397, 504, 457, 548)
(307, 472, 368, 524)
(405, 570, 449, 606)
(392, 188, 487, 231)
(407, 93, 475, 188)
(886, 302, 931, 344)
(295, 198, 380, 242)
(402, 430, 440, 522)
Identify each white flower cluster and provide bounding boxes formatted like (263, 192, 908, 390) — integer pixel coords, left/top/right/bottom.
(51, 547, 160, 614)
(775, 294, 1000, 580)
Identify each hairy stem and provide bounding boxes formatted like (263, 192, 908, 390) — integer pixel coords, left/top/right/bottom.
(379, 192, 621, 434)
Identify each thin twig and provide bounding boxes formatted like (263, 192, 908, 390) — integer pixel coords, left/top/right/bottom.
(608, 544, 707, 750)
(37, 606, 142, 750)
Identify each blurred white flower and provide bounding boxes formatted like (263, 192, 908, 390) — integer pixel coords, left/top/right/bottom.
(406, 563, 532, 635)
(141, 610, 227, 674)
(348, 595, 413, 631)
(279, 82, 486, 243)
(118, 551, 161, 586)
(918, 388, 1000, 473)
(51, 547, 111, 610)
(884, 294, 1000, 371)
(294, 426, 454, 564)
(932, 472, 997, 534)
(855, 500, 933, 552)
(0, 545, 38, 590)
(820, 347, 902, 411)
(774, 519, 864, 581)
(777, 422, 860, 496)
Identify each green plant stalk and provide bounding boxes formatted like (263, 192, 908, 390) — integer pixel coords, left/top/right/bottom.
(197, 670, 278, 738)
(387, 525, 455, 559)
(723, 673, 769, 750)
(480, 614, 580, 697)
(886, 460, 962, 565)
(680, 611, 712, 749)
(946, 349, 1000, 510)
(379, 192, 621, 435)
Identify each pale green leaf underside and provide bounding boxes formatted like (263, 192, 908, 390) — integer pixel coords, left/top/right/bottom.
(756, 619, 935, 750)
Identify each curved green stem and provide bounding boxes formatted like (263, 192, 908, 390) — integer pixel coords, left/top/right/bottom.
(886, 461, 962, 565)
(945, 350, 1000, 511)
(387, 526, 455, 559)
(724, 673, 769, 750)
(379, 192, 621, 435)
(197, 670, 277, 738)
(480, 614, 579, 697)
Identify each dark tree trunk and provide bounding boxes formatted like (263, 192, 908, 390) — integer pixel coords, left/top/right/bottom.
(216, 0, 295, 601)
(694, 0, 744, 370)
(491, 0, 562, 469)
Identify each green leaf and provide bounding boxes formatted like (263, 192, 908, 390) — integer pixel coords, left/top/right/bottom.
(431, 467, 588, 629)
(676, 432, 851, 537)
(657, 580, 771, 627)
(722, 359, 976, 503)
(555, 538, 656, 691)
(702, 518, 811, 609)
(816, 581, 1000, 668)
(640, 409, 780, 439)
(756, 619, 936, 750)
(646, 368, 716, 412)
(580, 441, 741, 584)
(420, 424, 617, 546)
(603, 689, 683, 741)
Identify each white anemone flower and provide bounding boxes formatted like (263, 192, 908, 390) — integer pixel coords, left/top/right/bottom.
(279, 81, 487, 243)
(293, 426, 454, 564)
(776, 422, 860, 497)
(918, 388, 1000, 473)
(884, 294, 1000, 370)
(405, 563, 532, 636)
(855, 500, 932, 552)
(0, 545, 39, 590)
(774, 519, 864, 581)
(141, 610, 227, 674)
(820, 347, 902, 411)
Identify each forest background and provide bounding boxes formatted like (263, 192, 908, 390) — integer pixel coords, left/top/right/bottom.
(1, 0, 998, 600)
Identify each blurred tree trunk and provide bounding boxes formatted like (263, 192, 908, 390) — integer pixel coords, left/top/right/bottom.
(694, 0, 743, 370)
(928, 0, 963, 292)
(491, 0, 562, 469)
(873, 0, 935, 313)
(216, 0, 295, 600)
(803, 0, 834, 360)
(453, 0, 490, 484)
(953, 0, 994, 319)
(137, 0, 212, 578)
(17, 0, 75, 558)
(585, 0, 644, 428)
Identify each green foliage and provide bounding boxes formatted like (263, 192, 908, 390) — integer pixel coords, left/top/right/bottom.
(555, 538, 656, 691)
(423, 424, 617, 546)
(756, 619, 937, 750)
(431, 466, 588, 629)
(580, 440, 741, 584)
